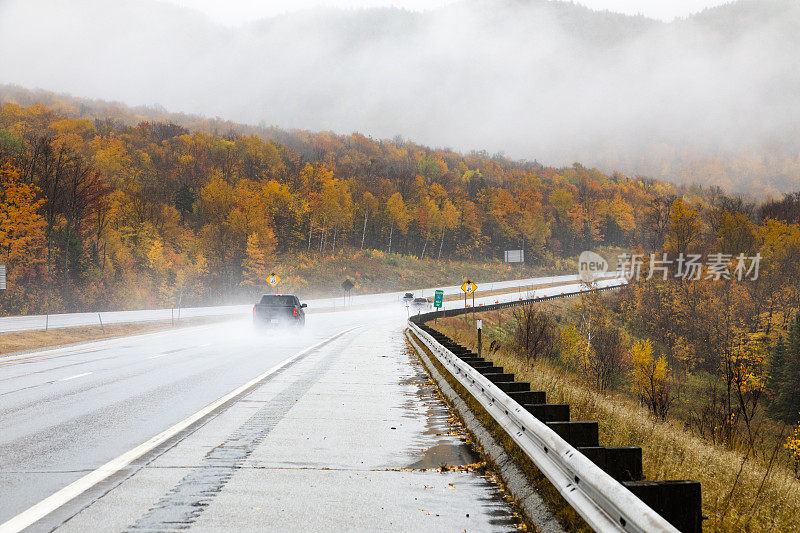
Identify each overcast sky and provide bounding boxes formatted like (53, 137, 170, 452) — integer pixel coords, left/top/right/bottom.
(160, 0, 735, 26)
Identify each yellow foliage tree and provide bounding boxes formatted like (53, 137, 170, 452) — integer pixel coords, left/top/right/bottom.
(630, 338, 673, 419)
(241, 233, 270, 291)
(786, 418, 800, 477)
(665, 198, 702, 256)
(0, 162, 47, 312)
(386, 192, 409, 254)
(729, 331, 770, 440)
(559, 323, 590, 374)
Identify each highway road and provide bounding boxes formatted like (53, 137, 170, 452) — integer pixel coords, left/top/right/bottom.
(0, 273, 619, 333)
(0, 278, 619, 531)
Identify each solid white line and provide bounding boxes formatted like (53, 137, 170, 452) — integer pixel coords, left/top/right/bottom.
(59, 372, 92, 382)
(0, 326, 359, 533)
(148, 353, 168, 359)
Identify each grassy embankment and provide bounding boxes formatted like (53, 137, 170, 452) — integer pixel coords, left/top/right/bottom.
(0, 316, 238, 356)
(270, 248, 570, 298)
(431, 304, 800, 533)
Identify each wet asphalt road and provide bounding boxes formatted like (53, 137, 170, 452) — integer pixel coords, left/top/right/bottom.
(0, 280, 620, 531)
(0, 297, 523, 531)
(0, 274, 602, 333)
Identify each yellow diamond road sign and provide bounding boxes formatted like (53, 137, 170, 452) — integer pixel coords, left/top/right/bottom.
(267, 272, 281, 287)
(461, 279, 477, 294)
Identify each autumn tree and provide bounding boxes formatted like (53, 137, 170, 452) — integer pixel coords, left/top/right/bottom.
(438, 199, 460, 259)
(513, 305, 558, 362)
(630, 339, 674, 419)
(241, 233, 271, 292)
(0, 162, 47, 312)
(664, 198, 702, 256)
(385, 192, 409, 254)
(359, 191, 379, 250)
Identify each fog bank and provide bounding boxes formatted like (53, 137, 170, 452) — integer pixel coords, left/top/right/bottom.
(1, 0, 798, 193)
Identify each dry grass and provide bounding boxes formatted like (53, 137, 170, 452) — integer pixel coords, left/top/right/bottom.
(271, 248, 569, 299)
(0, 316, 235, 356)
(435, 316, 800, 533)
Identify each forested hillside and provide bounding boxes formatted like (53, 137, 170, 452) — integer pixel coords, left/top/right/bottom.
(0, 93, 677, 314)
(2, 91, 800, 318)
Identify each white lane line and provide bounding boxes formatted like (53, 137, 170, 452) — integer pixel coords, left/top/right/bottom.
(149, 353, 168, 359)
(59, 372, 92, 382)
(0, 326, 360, 533)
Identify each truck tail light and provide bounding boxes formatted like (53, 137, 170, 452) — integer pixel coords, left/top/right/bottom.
(253, 305, 257, 316)
(292, 307, 298, 317)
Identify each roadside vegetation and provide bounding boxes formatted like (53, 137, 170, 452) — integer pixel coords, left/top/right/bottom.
(434, 301, 800, 532)
(428, 189, 800, 530)
(262, 249, 562, 299)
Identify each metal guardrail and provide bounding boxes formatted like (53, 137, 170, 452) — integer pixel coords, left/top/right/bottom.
(406, 281, 679, 532)
(411, 280, 624, 323)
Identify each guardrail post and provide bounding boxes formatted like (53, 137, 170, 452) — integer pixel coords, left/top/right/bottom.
(477, 319, 482, 356)
(623, 481, 702, 533)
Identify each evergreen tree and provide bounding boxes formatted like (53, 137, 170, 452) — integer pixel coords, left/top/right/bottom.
(782, 313, 800, 422)
(768, 334, 788, 416)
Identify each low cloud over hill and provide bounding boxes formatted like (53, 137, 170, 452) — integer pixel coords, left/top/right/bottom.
(1, 0, 798, 194)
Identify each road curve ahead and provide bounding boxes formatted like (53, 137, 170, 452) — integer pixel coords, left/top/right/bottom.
(0, 297, 533, 531)
(0, 273, 618, 333)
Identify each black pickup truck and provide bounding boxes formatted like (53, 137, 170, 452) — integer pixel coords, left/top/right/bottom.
(253, 294, 307, 327)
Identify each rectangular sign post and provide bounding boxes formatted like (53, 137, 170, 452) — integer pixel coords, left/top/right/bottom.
(433, 289, 443, 308)
(0, 265, 5, 290)
(504, 250, 525, 291)
(433, 289, 444, 323)
(504, 249, 524, 263)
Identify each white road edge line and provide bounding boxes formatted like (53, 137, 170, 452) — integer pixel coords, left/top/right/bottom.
(59, 372, 92, 382)
(148, 353, 168, 359)
(0, 326, 360, 533)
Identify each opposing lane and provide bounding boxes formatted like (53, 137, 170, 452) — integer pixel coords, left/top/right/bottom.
(0, 273, 618, 333)
(0, 312, 372, 522)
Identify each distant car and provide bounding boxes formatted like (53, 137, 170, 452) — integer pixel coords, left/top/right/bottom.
(403, 292, 414, 302)
(253, 294, 306, 327)
(412, 297, 431, 308)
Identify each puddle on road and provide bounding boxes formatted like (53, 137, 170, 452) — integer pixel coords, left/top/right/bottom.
(406, 442, 479, 470)
(398, 347, 479, 468)
(395, 340, 525, 530)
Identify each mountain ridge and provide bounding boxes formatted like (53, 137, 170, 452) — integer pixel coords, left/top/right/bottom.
(0, 0, 797, 194)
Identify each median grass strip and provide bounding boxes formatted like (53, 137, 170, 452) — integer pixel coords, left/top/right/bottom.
(0, 316, 236, 356)
(434, 313, 800, 533)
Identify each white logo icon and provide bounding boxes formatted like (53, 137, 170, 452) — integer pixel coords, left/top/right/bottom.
(578, 251, 608, 282)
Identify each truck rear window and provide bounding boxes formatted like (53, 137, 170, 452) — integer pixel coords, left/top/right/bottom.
(259, 295, 297, 306)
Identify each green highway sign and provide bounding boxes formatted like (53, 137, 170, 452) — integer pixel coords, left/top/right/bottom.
(433, 289, 444, 308)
